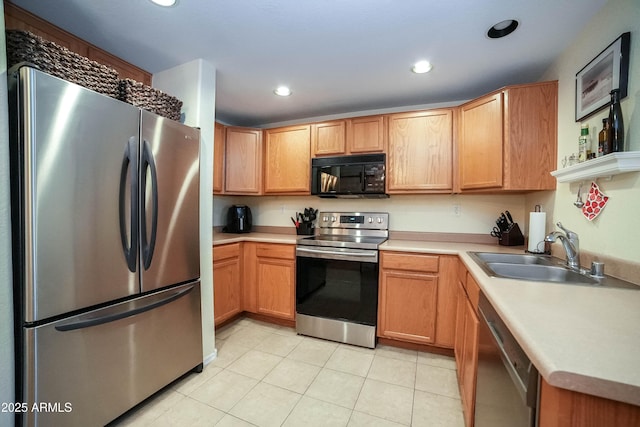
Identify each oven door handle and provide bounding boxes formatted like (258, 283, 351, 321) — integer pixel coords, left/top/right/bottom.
(296, 247, 376, 258)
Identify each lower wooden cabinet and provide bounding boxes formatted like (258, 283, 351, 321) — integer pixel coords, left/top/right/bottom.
(538, 377, 640, 427)
(255, 243, 296, 320)
(378, 251, 457, 347)
(212, 243, 242, 326)
(455, 269, 480, 427)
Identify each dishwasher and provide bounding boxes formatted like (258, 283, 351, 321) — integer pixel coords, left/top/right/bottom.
(475, 293, 539, 427)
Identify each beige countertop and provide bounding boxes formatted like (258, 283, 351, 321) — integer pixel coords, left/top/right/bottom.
(214, 232, 640, 405)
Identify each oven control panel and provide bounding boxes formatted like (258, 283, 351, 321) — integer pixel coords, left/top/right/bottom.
(318, 212, 389, 230)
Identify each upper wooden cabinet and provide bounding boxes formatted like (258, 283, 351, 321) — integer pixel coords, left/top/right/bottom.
(311, 115, 386, 157)
(225, 127, 263, 194)
(459, 81, 558, 191)
(311, 121, 346, 156)
(4, 2, 152, 84)
(264, 125, 311, 194)
(213, 122, 225, 194)
(387, 109, 454, 193)
(348, 115, 386, 154)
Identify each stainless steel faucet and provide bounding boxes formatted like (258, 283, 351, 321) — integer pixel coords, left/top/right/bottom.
(545, 222, 580, 270)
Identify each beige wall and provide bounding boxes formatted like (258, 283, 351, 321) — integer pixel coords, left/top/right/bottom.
(528, 0, 640, 264)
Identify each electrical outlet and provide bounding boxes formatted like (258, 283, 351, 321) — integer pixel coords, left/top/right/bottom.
(280, 204, 286, 213)
(452, 204, 461, 216)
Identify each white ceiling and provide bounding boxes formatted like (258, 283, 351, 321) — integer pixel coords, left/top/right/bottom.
(10, 0, 607, 127)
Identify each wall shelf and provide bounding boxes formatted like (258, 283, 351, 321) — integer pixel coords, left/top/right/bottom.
(551, 151, 640, 183)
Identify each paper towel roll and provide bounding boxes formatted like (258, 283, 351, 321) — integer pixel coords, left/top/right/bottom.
(528, 212, 547, 253)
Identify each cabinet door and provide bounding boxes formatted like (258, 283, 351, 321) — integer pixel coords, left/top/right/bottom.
(242, 242, 258, 313)
(256, 244, 296, 320)
(387, 109, 453, 193)
(264, 125, 311, 194)
(435, 256, 458, 348)
(461, 298, 479, 427)
(503, 82, 557, 191)
(212, 244, 242, 326)
(459, 92, 503, 190)
(347, 115, 386, 154)
(378, 270, 438, 344)
(225, 127, 262, 194)
(213, 122, 225, 194)
(454, 279, 467, 381)
(311, 121, 346, 156)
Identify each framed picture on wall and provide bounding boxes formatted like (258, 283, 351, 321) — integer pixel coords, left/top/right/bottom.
(575, 32, 630, 122)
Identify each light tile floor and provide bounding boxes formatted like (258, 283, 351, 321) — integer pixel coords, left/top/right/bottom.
(111, 317, 465, 427)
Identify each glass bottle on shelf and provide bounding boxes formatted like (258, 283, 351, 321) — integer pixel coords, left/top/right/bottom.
(608, 89, 624, 152)
(598, 118, 608, 156)
(578, 124, 588, 162)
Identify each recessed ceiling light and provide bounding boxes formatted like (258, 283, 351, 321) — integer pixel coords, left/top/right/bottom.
(487, 19, 519, 39)
(412, 60, 433, 74)
(274, 86, 292, 97)
(150, 0, 177, 7)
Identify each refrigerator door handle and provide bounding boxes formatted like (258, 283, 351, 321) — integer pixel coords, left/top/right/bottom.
(118, 137, 139, 272)
(54, 285, 195, 332)
(141, 140, 158, 270)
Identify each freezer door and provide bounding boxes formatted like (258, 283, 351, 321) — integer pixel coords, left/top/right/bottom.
(139, 110, 200, 291)
(22, 282, 203, 427)
(14, 68, 141, 322)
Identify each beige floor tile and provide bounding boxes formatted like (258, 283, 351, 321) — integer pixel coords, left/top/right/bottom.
(354, 379, 414, 426)
(367, 355, 416, 388)
(347, 411, 405, 427)
(305, 368, 365, 409)
(283, 395, 352, 427)
(224, 326, 273, 349)
(325, 346, 374, 377)
(216, 323, 246, 340)
(152, 396, 225, 426)
(263, 358, 321, 394)
(411, 390, 464, 427)
(237, 318, 284, 334)
(286, 337, 338, 367)
(172, 365, 223, 395)
(415, 363, 460, 399)
(271, 325, 299, 337)
(189, 370, 258, 412)
(375, 345, 418, 363)
(112, 389, 186, 426)
(254, 333, 303, 357)
(211, 340, 252, 368)
(339, 343, 376, 355)
(228, 382, 301, 427)
(215, 414, 257, 426)
(226, 349, 283, 380)
(417, 351, 457, 370)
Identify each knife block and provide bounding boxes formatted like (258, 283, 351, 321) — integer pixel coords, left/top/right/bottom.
(499, 223, 525, 246)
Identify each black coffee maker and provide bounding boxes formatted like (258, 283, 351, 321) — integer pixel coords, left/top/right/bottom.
(224, 205, 252, 233)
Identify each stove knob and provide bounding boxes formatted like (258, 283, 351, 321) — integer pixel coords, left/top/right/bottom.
(368, 217, 373, 223)
(377, 217, 383, 224)
(331, 216, 336, 222)
(322, 216, 328, 222)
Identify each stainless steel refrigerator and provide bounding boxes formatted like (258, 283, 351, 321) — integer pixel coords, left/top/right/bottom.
(8, 66, 203, 426)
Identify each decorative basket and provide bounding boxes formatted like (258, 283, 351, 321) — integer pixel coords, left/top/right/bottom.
(118, 78, 183, 121)
(5, 30, 119, 98)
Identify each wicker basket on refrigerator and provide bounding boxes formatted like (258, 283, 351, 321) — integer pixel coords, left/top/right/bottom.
(5, 30, 119, 98)
(118, 78, 183, 121)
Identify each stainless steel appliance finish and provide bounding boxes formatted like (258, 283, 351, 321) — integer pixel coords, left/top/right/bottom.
(311, 154, 387, 198)
(296, 212, 388, 348)
(475, 292, 538, 427)
(9, 66, 203, 426)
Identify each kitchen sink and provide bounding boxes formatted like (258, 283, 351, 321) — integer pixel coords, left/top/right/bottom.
(485, 262, 597, 284)
(468, 252, 639, 289)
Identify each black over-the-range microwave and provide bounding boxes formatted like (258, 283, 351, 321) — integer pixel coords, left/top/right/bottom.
(311, 153, 388, 198)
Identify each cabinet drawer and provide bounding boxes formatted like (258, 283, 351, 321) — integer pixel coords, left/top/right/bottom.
(213, 243, 241, 262)
(381, 252, 439, 273)
(256, 243, 295, 260)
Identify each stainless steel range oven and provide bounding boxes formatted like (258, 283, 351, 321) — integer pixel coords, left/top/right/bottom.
(295, 212, 389, 348)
